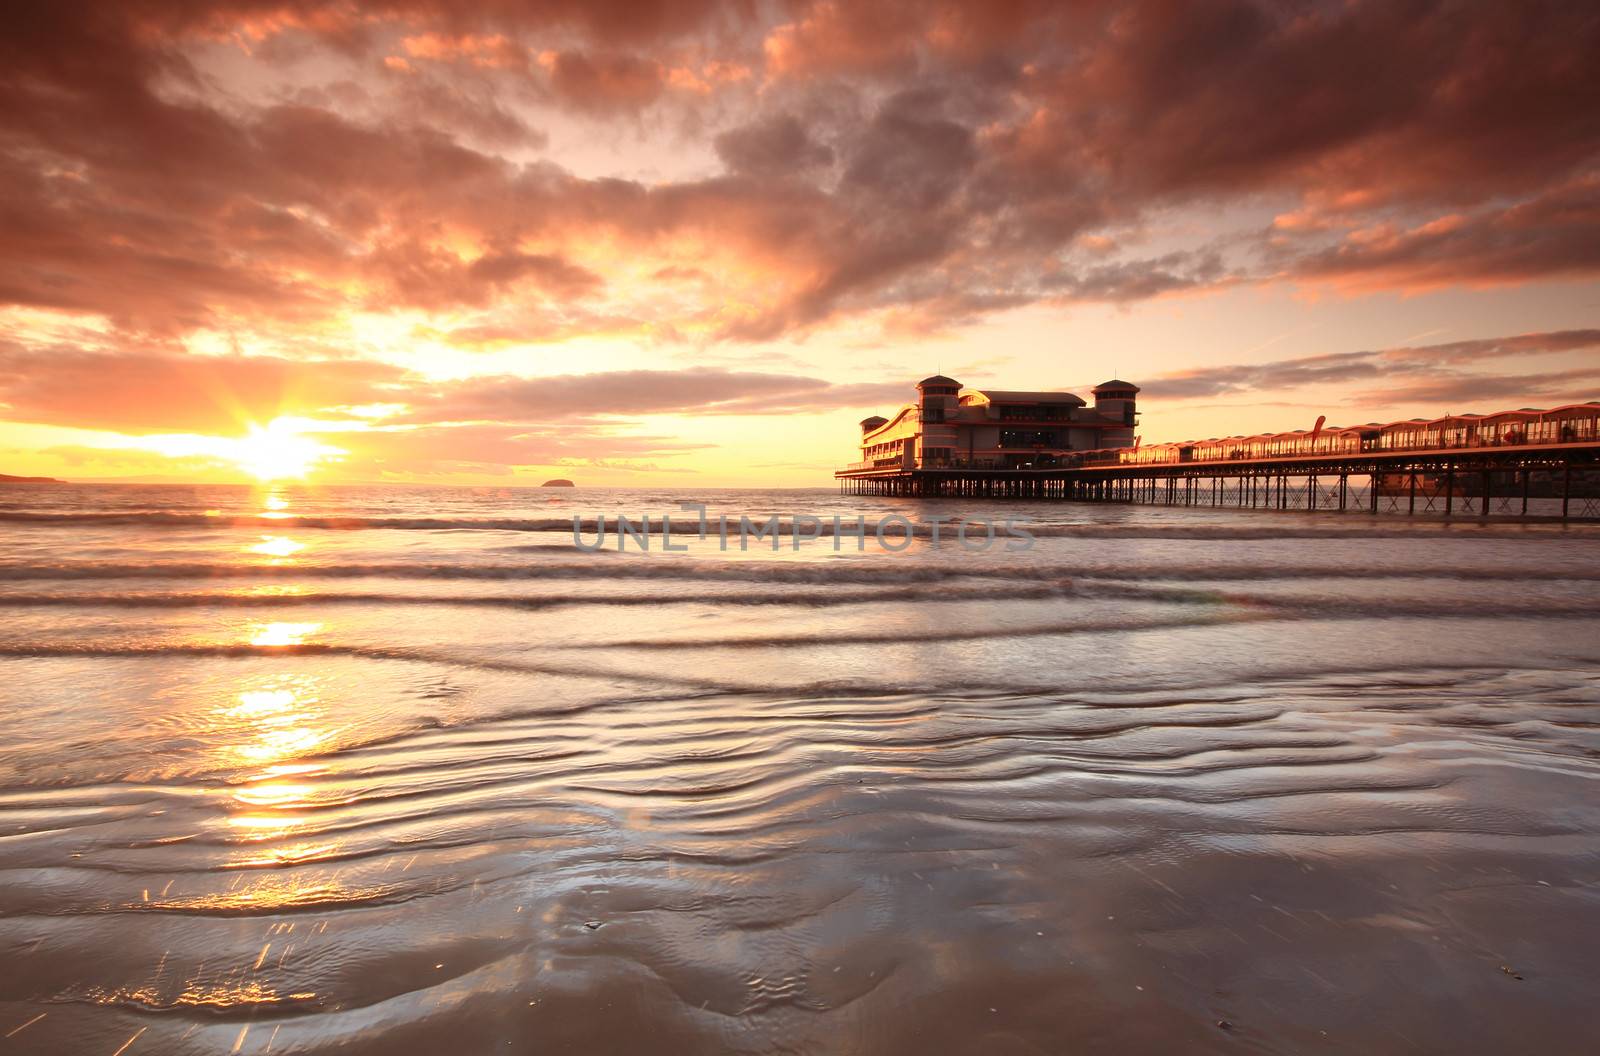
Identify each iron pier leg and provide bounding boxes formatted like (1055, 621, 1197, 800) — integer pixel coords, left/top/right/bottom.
(1408, 473, 1417, 515)
(1522, 469, 1530, 516)
(1445, 467, 1454, 517)
(1562, 462, 1572, 520)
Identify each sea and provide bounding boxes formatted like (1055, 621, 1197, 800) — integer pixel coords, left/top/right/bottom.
(1, 483, 1597, 1054)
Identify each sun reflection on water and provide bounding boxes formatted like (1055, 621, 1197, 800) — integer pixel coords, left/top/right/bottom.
(226, 842, 342, 868)
(259, 489, 294, 520)
(240, 584, 312, 598)
(214, 679, 342, 865)
(235, 725, 326, 764)
(248, 535, 304, 559)
(220, 681, 331, 768)
(248, 622, 321, 647)
(232, 782, 315, 808)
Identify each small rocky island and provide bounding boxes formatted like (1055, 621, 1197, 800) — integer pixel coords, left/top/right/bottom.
(540, 478, 575, 488)
(0, 473, 65, 483)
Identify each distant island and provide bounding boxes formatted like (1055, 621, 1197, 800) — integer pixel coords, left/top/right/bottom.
(0, 473, 64, 484)
(540, 478, 575, 488)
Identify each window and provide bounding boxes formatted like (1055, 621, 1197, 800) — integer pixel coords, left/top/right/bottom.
(1000, 429, 1058, 447)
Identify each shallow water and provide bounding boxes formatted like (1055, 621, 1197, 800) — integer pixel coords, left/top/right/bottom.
(1, 483, 1597, 1054)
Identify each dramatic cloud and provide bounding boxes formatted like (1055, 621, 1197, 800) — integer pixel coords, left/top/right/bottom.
(1347, 368, 1600, 408)
(0, 344, 405, 433)
(1, 1, 1597, 478)
(1289, 176, 1600, 291)
(411, 369, 907, 423)
(714, 115, 834, 178)
(1142, 329, 1600, 409)
(0, 339, 909, 474)
(544, 51, 666, 114)
(2, 0, 1596, 343)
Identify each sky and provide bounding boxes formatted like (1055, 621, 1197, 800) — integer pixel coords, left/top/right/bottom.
(1, 0, 1597, 485)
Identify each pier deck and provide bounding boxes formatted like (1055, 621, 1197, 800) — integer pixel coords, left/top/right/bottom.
(836, 439, 1600, 521)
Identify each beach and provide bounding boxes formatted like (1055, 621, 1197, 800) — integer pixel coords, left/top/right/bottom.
(1, 483, 1598, 1054)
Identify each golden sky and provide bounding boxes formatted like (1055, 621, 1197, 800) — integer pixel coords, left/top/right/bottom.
(1, 1, 1597, 485)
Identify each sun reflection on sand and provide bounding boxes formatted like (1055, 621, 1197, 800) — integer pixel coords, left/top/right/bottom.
(88, 977, 318, 1011)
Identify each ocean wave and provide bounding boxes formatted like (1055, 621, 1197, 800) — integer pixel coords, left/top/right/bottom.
(2, 558, 1597, 586)
(0, 583, 1081, 609)
(0, 507, 1587, 540)
(0, 580, 1302, 612)
(0, 641, 700, 684)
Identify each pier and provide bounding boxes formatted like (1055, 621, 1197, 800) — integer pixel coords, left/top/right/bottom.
(837, 402, 1600, 521)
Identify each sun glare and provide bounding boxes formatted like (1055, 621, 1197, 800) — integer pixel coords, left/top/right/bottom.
(234, 419, 343, 481)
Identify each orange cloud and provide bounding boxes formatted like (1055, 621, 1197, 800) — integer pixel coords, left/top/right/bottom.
(1, 0, 1598, 481)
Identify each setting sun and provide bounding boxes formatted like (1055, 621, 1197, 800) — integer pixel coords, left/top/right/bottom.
(235, 419, 343, 481)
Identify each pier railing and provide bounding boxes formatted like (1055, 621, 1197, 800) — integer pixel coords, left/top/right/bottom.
(1070, 402, 1600, 469)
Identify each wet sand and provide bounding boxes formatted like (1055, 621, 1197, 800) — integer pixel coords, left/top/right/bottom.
(1, 485, 1597, 1054)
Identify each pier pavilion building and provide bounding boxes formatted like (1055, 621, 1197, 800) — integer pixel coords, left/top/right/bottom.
(852, 375, 1139, 472)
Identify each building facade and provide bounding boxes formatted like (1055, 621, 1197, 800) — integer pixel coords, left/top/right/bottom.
(854, 375, 1139, 471)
